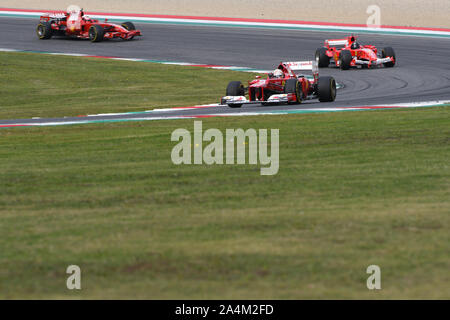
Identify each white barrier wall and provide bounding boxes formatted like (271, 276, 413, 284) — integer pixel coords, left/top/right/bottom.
(2, 0, 449, 28)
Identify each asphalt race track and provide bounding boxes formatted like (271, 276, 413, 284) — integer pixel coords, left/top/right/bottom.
(1, 17, 450, 125)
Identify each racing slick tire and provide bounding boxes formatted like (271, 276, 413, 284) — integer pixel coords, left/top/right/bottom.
(382, 47, 396, 67)
(121, 22, 136, 30)
(317, 76, 337, 102)
(226, 81, 245, 108)
(315, 48, 330, 68)
(284, 79, 302, 104)
(339, 50, 352, 70)
(121, 21, 136, 40)
(89, 25, 104, 42)
(36, 22, 53, 40)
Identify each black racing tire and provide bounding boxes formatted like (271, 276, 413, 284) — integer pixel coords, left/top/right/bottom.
(315, 47, 330, 68)
(36, 22, 53, 40)
(121, 22, 136, 40)
(121, 21, 136, 30)
(284, 79, 302, 104)
(382, 47, 396, 67)
(226, 81, 245, 108)
(89, 25, 104, 42)
(339, 50, 352, 70)
(226, 81, 245, 96)
(317, 76, 337, 102)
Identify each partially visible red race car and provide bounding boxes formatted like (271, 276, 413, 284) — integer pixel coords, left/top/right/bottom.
(221, 61, 336, 108)
(315, 35, 395, 70)
(36, 5, 141, 42)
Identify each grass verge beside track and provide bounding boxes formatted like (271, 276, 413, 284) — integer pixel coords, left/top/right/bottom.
(0, 108, 449, 299)
(0, 52, 258, 119)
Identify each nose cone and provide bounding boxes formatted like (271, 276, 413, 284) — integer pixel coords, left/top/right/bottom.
(362, 48, 378, 60)
(250, 79, 268, 87)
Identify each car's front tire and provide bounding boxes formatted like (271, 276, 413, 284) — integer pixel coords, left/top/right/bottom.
(36, 22, 53, 40)
(284, 79, 302, 104)
(317, 76, 337, 102)
(382, 47, 396, 67)
(121, 21, 136, 40)
(339, 50, 352, 70)
(121, 22, 136, 31)
(226, 81, 245, 108)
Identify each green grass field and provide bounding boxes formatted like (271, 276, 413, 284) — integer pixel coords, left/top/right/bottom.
(0, 52, 257, 119)
(0, 53, 449, 299)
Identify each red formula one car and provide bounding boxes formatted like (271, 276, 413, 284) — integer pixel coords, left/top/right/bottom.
(221, 61, 336, 108)
(315, 36, 395, 70)
(36, 5, 141, 42)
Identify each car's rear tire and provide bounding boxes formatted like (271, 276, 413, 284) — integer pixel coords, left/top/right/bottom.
(317, 76, 337, 102)
(226, 81, 245, 108)
(89, 25, 104, 42)
(382, 47, 396, 67)
(315, 47, 330, 68)
(284, 79, 302, 104)
(121, 22, 136, 30)
(36, 22, 53, 39)
(339, 50, 352, 70)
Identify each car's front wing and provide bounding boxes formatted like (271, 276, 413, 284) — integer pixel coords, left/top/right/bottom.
(221, 93, 297, 106)
(354, 57, 394, 66)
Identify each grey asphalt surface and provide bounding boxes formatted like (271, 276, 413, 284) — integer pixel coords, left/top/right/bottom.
(1, 17, 450, 125)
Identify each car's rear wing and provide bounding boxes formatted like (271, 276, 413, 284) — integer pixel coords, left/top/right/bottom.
(325, 35, 358, 49)
(325, 38, 349, 48)
(39, 12, 68, 21)
(43, 13, 67, 18)
(283, 61, 315, 71)
(281, 61, 319, 80)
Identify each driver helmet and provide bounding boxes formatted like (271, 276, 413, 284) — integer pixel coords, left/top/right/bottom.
(351, 41, 360, 49)
(273, 69, 283, 78)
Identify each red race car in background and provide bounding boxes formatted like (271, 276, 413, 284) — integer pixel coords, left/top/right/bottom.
(36, 5, 141, 42)
(315, 35, 395, 70)
(221, 61, 336, 108)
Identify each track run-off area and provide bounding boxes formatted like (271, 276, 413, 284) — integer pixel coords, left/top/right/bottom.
(0, 10, 450, 127)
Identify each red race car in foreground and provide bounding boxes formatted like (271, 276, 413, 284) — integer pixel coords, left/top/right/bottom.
(221, 61, 336, 108)
(315, 35, 395, 70)
(36, 5, 141, 42)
